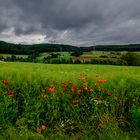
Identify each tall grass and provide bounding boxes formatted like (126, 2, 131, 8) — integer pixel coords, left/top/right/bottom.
(0, 62, 140, 139)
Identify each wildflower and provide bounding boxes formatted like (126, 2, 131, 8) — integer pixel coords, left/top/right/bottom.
(77, 89, 82, 94)
(62, 82, 67, 88)
(5, 89, 10, 95)
(51, 84, 55, 87)
(94, 83, 98, 88)
(71, 85, 76, 93)
(41, 124, 47, 130)
(97, 80, 107, 83)
(89, 88, 93, 93)
(79, 73, 82, 76)
(48, 87, 55, 92)
(82, 77, 86, 81)
(72, 100, 78, 104)
(84, 87, 88, 91)
(10, 92, 14, 97)
(81, 84, 85, 89)
(4, 80, 9, 85)
(71, 88, 75, 93)
(72, 85, 76, 89)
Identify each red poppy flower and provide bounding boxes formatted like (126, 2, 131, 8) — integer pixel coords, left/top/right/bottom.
(5, 89, 10, 94)
(97, 80, 107, 83)
(10, 93, 14, 97)
(89, 88, 93, 93)
(48, 87, 55, 92)
(84, 87, 88, 91)
(82, 78, 86, 81)
(61, 82, 67, 87)
(41, 124, 47, 130)
(94, 84, 98, 88)
(81, 85, 85, 89)
(4, 80, 9, 85)
(51, 84, 55, 87)
(72, 85, 76, 89)
(77, 89, 82, 94)
(71, 88, 75, 93)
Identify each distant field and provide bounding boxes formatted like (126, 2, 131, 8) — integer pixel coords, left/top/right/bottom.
(38, 52, 71, 60)
(0, 62, 140, 139)
(0, 53, 29, 58)
(81, 51, 110, 57)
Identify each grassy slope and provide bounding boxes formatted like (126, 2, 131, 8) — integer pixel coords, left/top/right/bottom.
(0, 62, 140, 140)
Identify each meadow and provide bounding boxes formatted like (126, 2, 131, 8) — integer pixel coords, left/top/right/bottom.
(0, 62, 140, 140)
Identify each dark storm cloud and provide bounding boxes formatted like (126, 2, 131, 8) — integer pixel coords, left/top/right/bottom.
(0, 0, 140, 45)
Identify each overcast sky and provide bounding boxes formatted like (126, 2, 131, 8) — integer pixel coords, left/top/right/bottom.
(0, 0, 140, 46)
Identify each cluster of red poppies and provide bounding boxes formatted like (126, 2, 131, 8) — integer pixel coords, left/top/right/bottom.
(45, 73, 109, 106)
(3, 80, 14, 97)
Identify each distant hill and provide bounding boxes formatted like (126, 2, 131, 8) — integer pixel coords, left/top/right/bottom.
(0, 40, 140, 54)
(0, 41, 79, 55)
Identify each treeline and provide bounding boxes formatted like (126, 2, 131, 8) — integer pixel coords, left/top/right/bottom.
(0, 54, 127, 65)
(0, 41, 78, 55)
(0, 41, 140, 55)
(0, 53, 39, 63)
(93, 44, 140, 51)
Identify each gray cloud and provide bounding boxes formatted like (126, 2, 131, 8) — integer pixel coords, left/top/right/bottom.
(0, 0, 140, 45)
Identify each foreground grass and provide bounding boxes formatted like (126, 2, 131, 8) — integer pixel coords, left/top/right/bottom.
(0, 62, 140, 140)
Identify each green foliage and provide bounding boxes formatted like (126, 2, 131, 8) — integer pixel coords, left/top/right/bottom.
(90, 58, 127, 65)
(121, 52, 140, 66)
(70, 51, 83, 57)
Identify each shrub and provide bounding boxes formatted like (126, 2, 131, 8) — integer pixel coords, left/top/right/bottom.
(121, 52, 140, 66)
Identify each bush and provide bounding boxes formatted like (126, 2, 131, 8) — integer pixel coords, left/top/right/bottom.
(121, 52, 140, 66)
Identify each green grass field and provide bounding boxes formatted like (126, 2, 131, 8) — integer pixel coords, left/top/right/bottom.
(0, 62, 140, 140)
(81, 51, 110, 57)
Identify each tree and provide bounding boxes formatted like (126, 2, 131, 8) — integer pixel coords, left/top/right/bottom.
(121, 52, 140, 66)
